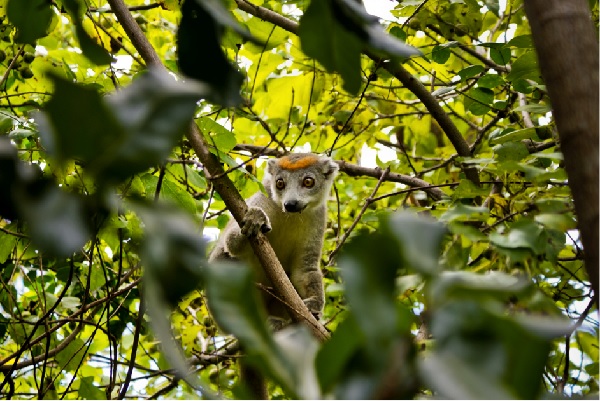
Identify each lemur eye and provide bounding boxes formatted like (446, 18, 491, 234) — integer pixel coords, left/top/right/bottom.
(303, 177, 315, 188)
(275, 178, 285, 190)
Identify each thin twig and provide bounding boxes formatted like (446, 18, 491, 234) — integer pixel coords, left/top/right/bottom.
(118, 292, 145, 399)
(328, 69, 377, 155)
(327, 168, 390, 265)
(0, 45, 24, 89)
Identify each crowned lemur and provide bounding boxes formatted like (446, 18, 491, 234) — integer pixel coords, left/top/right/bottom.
(208, 153, 339, 329)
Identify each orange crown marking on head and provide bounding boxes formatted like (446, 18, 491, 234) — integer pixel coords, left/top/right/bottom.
(278, 155, 319, 170)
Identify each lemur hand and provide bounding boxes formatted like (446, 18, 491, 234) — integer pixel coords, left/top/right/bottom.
(303, 296, 323, 320)
(240, 207, 271, 237)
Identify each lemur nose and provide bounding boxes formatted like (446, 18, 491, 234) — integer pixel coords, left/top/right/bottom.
(284, 200, 301, 213)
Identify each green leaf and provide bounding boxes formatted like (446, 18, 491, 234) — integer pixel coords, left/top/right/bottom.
(274, 326, 321, 399)
(136, 203, 205, 306)
(7, 0, 54, 44)
(198, 117, 237, 153)
(483, 0, 500, 16)
(140, 173, 197, 215)
(418, 350, 514, 399)
(458, 65, 485, 80)
(315, 316, 363, 393)
(535, 198, 571, 213)
(478, 73, 504, 89)
(144, 272, 207, 391)
(389, 25, 407, 42)
(464, 87, 494, 115)
(36, 74, 125, 166)
(429, 271, 532, 305)
(104, 68, 204, 182)
(496, 316, 563, 398)
(204, 261, 297, 395)
(62, 0, 112, 65)
(322, 0, 422, 61)
(344, 3, 421, 59)
(585, 362, 599, 376)
(0, 231, 18, 264)
(452, 179, 490, 199)
(507, 35, 533, 48)
(517, 163, 567, 182)
(178, 164, 207, 190)
(489, 220, 546, 254)
(488, 44, 511, 65)
(431, 45, 451, 64)
(338, 225, 415, 362)
(506, 52, 541, 82)
(489, 127, 539, 145)
(87, 262, 107, 294)
(534, 213, 576, 231)
(192, 0, 255, 42)
(177, 0, 244, 106)
(512, 315, 573, 339)
(38, 68, 204, 183)
(8, 128, 36, 140)
(513, 103, 551, 114)
(493, 141, 530, 162)
(386, 212, 447, 277)
(244, 17, 288, 51)
(447, 222, 487, 242)
(78, 377, 106, 400)
(0, 112, 15, 135)
(299, 0, 363, 94)
(59, 296, 81, 311)
(424, 299, 561, 399)
(17, 182, 92, 256)
(56, 338, 87, 372)
(578, 330, 599, 360)
(440, 204, 489, 223)
(138, 202, 208, 391)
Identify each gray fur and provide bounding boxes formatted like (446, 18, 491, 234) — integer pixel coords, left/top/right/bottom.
(208, 153, 339, 328)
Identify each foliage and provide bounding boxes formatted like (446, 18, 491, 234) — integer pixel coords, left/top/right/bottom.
(0, 0, 598, 399)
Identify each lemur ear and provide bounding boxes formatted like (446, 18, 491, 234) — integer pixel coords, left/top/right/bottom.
(266, 158, 278, 175)
(321, 157, 339, 177)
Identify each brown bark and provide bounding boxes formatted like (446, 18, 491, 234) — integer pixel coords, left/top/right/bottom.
(106, 0, 329, 341)
(524, 0, 599, 304)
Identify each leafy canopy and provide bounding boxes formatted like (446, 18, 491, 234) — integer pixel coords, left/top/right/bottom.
(0, 0, 597, 399)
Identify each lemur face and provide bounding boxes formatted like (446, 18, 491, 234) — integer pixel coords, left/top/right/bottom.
(266, 153, 338, 213)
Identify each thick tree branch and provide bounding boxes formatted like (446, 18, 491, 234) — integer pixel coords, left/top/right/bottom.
(374, 59, 480, 184)
(233, 0, 480, 185)
(524, 0, 599, 305)
(106, 0, 329, 341)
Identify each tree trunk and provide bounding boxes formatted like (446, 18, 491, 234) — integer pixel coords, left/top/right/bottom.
(524, 0, 599, 304)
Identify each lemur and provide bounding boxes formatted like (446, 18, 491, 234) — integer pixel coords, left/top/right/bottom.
(208, 153, 339, 329)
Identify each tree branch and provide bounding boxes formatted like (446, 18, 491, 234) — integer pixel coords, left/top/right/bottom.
(524, 0, 599, 306)
(233, 144, 446, 200)
(117, 291, 145, 399)
(106, 0, 329, 341)
(233, 0, 480, 185)
(89, 3, 161, 13)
